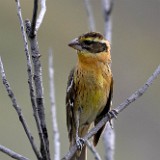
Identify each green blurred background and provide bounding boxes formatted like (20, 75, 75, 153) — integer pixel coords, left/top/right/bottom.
(0, 0, 160, 160)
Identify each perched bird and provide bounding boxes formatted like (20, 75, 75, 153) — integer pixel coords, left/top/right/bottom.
(66, 32, 113, 160)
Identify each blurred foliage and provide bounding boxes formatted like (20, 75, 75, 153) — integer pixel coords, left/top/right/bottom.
(0, 0, 160, 160)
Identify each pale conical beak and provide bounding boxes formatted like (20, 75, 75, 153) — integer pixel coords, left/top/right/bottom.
(68, 38, 82, 51)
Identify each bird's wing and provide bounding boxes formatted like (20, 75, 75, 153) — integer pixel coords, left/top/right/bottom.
(66, 68, 76, 142)
(93, 77, 113, 146)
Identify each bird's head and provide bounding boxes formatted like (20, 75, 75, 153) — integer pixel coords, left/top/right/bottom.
(68, 32, 110, 54)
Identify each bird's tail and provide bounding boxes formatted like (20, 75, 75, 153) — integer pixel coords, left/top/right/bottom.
(70, 145, 87, 160)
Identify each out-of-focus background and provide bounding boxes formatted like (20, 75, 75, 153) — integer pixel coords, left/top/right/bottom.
(0, 0, 160, 160)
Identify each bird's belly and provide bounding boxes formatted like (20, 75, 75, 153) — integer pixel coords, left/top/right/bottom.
(75, 65, 111, 126)
(79, 88, 108, 126)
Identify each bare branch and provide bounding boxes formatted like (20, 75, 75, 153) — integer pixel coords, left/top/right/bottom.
(102, 0, 114, 41)
(25, 19, 50, 160)
(84, 0, 96, 31)
(61, 65, 160, 160)
(15, 0, 30, 58)
(23, 0, 49, 159)
(101, 1, 115, 160)
(15, 2, 44, 160)
(36, 0, 46, 31)
(0, 145, 29, 160)
(30, 0, 38, 38)
(0, 57, 41, 159)
(103, 123, 115, 160)
(116, 65, 160, 113)
(86, 141, 101, 160)
(48, 50, 60, 160)
(29, 0, 46, 37)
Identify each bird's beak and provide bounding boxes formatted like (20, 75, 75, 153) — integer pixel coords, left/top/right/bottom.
(68, 38, 82, 51)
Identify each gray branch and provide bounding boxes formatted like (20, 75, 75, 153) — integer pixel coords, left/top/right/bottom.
(103, 123, 115, 160)
(0, 145, 29, 160)
(24, 1, 50, 159)
(30, 0, 46, 37)
(0, 57, 41, 159)
(30, 0, 38, 38)
(102, 0, 114, 41)
(101, 0, 115, 160)
(25, 20, 50, 160)
(48, 50, 60, 160)
(36, 0, 46, 31)
(84, 0, 96, 31)
(15, 1, 44, 159)
(86, 141, 101, 160)
(116, 65, 160, 113)
(61, 65, 160, 160)
(1, 1, 48, 160)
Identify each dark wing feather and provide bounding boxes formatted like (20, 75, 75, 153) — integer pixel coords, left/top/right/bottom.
(66, 68, 75, 142)
(93, 77, 113, 146)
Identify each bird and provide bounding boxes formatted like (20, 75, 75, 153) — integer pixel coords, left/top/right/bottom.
(66, 32, 113, 160)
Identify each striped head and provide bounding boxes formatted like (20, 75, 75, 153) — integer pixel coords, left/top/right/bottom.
(68, 32, 110, 54)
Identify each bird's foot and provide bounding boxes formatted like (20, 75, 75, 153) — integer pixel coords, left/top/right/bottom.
(108, 109, 118, 119)
(107, 109, 118, 128)
(76, 136, 85, 151)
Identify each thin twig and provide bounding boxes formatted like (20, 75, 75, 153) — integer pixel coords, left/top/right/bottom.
(36, 0, 46, 31)
(0, 57, 41, 159)
(86, 141, 101, 160)
(102, 0, 114, 41)
(15, 1, 44, 159)
(30, 0, 47, 37)
(25, 20, 50, 160)
(25, 0, 50, 158)
(49, 50, 60, 160)
(30, 0, 38, 38)
(101, 1, 115, 160)
(84, 0, 96, 31)
(0, 145, 29, 160)
(103, 123, 115, 160)
(61, 65, 160, 160)
(116, 65, 160, 113)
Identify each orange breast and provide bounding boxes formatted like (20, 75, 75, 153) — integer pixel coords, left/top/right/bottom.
(74, 57, 112, 126)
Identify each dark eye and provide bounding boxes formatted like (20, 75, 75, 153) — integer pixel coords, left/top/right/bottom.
(83, 40, 92, 45)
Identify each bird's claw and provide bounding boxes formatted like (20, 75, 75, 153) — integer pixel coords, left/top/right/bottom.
(107, 109, 118, 128)
(76, 137, 85, 151)
(108, 109, 118, 119)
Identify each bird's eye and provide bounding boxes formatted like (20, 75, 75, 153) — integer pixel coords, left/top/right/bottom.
(83, 40, 92, 45)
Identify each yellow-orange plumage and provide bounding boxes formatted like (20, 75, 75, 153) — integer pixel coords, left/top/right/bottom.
(66, 32, 113, 160)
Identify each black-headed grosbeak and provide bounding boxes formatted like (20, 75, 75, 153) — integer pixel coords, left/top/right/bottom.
(66, 32, 113, 160)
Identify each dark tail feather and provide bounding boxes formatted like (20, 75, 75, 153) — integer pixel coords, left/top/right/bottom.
(93, 124, 105, 146)
(70, 145, 87, 160)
